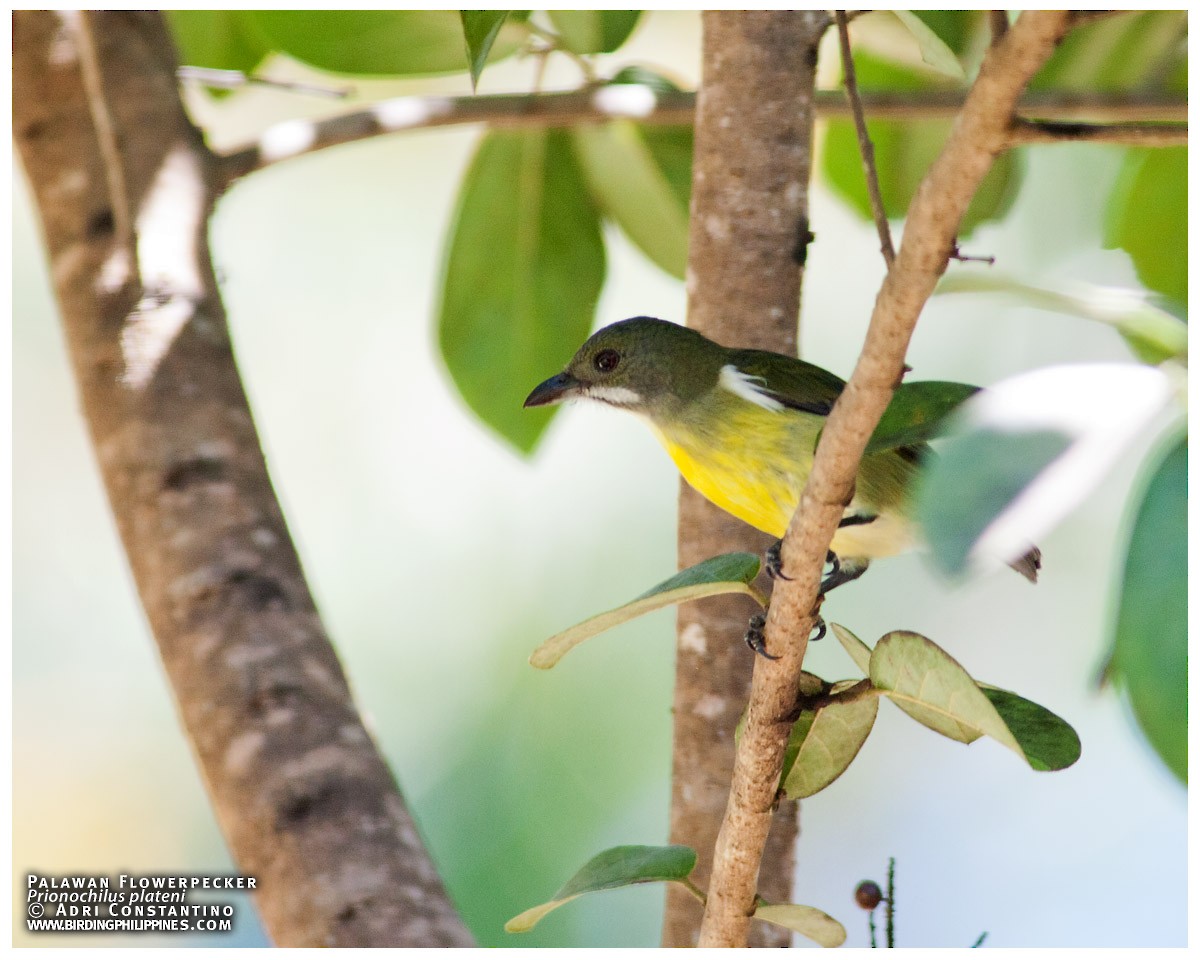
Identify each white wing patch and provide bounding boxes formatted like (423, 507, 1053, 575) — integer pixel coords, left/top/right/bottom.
(719, 365, 784, 412)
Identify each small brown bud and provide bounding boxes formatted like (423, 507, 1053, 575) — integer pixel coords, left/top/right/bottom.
(855, 880, 883, 910)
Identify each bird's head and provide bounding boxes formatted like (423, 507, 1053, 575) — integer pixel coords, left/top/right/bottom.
(524, 316, 723, 418)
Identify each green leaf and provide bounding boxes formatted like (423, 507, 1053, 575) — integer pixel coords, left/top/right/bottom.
(936, 273, 1188, 366)
(506, 845, 697, 933)
(548, 10, 642, 54)
(781, 681, 879, 799)
(460, 11, 511, 89)
(165, 11, 271, 94)
(439, 129, 605, 453)
(979, 686, 1081, 772)
(867, 381, 980, 454)
(609, 64, 685, 94)
(1104, 147, 1187, 307)
(572, 121, 690, 279)
(1110, 434, 1187, 782)
(892, 11, 966, 79)
(821, 52, 1021, 238)
(247, 10, 523, 76)
(1031, 11, 1187, 92)
(915, 428, 1073, 577)
(869, 631, 1027, 761)
(834, 625, 1081, 772)
(753, 903, 847, 947)
(530, 553, 763, 669)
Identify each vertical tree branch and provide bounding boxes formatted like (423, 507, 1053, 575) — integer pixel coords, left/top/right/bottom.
(835, 10, 896, 268)
(13, 10, 472, 947)
(696, 11, 1073, 946)
(665, 10, 829, 948)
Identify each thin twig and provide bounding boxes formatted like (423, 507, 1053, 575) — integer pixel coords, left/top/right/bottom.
(835, 10, 895, 268)
(215, 88, 1188, 185)
(65, 11, 133, 249)
(1009, 117, 1187, 147)
(885, 857, 896, 948)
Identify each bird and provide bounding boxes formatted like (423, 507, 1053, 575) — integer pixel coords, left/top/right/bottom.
(524, 316, 1040, 657)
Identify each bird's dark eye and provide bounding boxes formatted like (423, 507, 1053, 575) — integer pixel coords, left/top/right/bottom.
(594, 349, 620, 373)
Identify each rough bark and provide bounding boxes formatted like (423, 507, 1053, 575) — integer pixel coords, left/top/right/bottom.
(696, 11, 1074, 947)
(664, 10, 829, 948)
(13, 10, 472, 947)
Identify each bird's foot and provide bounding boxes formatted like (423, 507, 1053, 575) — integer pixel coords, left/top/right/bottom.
(744, 613, 780, 661)
(765, 539, 790, 581)
(810, 616, 827, 643)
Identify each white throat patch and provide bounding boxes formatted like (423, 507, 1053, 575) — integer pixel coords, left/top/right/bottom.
(719, 365, 784, 412)
(584, 384, 643, 407)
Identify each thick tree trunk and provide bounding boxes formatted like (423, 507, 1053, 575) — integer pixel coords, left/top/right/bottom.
(664, 10, 828, 948)
(13, 10, 472, 947)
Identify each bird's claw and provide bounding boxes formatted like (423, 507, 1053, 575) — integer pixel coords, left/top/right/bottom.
(744, 613, 780, 660)
(809, 616, 827, 643)
(765, 540, 791, 581)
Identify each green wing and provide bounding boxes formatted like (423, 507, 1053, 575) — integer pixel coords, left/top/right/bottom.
(726, 349, 845, 416)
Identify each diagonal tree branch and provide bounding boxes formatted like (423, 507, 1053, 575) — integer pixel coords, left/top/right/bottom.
(695, 10, 1075, 946)
(13, 10, 471, 947)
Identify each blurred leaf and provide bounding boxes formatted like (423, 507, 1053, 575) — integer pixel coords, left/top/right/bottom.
(165, 11, 271, 97)
(937, 273, 1188, 365)
(572, 121, 689, 279)
(548, 10, 642, 54)
(979, 686, 1081, 772)
(506, 845, 696, 932)
(822, 53, 1020, 237)
(917, 428, 1072, 577)
(753, 903, 847, 947)
(1104, 147, 1187, 307)
(892, 11, 966, 79)
(530, 553, 763, 669)
(1032, 11, 1187, 92)
(460, 11, 511, 89)
(909, 10, 982, 56)
(834, 625, 1080, 771)
(248, 10, 522, 75)
(781, 682, 879, 799)
(868, 381, 980, 454)
(1110, 434, 1187, 782)
(870, 631, 1026, 760)
(439, 129, 605, 453)
(609, 64, 685, 94)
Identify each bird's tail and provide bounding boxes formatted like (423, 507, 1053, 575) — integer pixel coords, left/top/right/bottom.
(1008, 546, 1042, 583)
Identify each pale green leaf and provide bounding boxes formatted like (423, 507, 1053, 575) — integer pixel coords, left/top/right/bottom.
(572, 121, 689, 279)
(530, 553, 763, 669)
(892, 10, 966, 79)
(781, 681, 879, 799)
(506, 845, 696, 933)
(754, 903, 847, 947)
(439, 129, 605, 453)
(937, 273, 1187, 365)
(869, 631, 1026, 759)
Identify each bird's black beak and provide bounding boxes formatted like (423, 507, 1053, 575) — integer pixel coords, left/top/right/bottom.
(524, 371, 581, 408)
